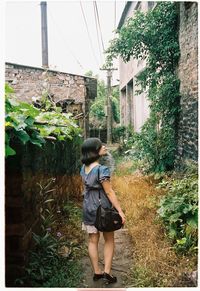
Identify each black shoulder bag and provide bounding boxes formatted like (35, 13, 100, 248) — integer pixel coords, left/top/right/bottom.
(94, 166, 123, 232)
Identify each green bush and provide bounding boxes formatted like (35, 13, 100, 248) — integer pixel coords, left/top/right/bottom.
(112, 126, 126, 143)
(157, 171, 198, 254)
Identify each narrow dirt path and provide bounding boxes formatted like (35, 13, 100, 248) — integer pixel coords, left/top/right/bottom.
(80, 227, 133, 288)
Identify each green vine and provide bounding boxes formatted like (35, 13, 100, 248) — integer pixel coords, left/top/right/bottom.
(106, 2, 181, 172)
(5, 83, 82, 157)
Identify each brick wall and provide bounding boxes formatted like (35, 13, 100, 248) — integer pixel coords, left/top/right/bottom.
(175, 2, 198, 167)
(5, 138, 83, 286)
(5, 62, 97, 138)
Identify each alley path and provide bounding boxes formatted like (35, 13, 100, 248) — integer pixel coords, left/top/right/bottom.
(78, 161, 197, 288)
(80, 227, 133, 288)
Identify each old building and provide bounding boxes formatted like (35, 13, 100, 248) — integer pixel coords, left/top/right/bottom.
(118, 1, 154, 132)
(118, 1, 198, 165)
(5, 62, 97, 138)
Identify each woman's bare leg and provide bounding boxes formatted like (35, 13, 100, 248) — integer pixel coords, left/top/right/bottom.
(103, 231, 115, 274)
(88, 232, 102, 274)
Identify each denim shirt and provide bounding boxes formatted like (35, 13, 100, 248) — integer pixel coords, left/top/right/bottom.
(80, 165, 112, 225)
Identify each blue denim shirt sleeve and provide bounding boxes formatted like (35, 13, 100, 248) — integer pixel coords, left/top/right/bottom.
(99, 165, 110, 182)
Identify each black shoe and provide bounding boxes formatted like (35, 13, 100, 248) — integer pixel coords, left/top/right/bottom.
(103, 272, 117, 284)
(93, 273, 103, 281)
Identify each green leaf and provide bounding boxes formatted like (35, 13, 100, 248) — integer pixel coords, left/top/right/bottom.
(5, 83, 14, 94)
(25, 116, 35, 126)
(176, 237, 187, 245)
(18, 102, 39, 117)
(15, 130, 30, 144)
(187, 215, 198, 229)
(8, 98, 19, 106)
(5, 145, 16, 157)
(29, 137, 45, 147)
(5, 132, 10, 143)
(168, 228, 177, 239)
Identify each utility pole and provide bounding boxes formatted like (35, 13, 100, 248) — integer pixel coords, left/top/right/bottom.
(101, 68, 117, 145)
(40, 2, 49, 68)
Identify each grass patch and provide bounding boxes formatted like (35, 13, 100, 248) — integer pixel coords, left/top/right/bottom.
(41, 259, 83, 287)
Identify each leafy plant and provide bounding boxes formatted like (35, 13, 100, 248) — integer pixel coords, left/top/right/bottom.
(36, 178, 57, 231)
(111, 86, 120, 123)
(86, 71, 120, 128)
(15, 182, 84, 287)
(157, 171, 198, 254)
(16, 230, 83, 287)
(105, 2, 181, 172)
(5, 83, 82, 157)
(26, 232, 59, 284)
(112, 125, 126, 143)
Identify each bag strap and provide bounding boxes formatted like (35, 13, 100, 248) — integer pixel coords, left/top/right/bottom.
(97, 165, 112, 207)
(97, 165, 101, 203)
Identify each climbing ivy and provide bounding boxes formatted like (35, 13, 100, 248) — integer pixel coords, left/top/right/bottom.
(5, 84, 82, 157)
(106, 2, 180, 172)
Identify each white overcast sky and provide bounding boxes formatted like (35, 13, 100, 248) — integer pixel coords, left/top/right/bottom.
(5, 0, 126, 82)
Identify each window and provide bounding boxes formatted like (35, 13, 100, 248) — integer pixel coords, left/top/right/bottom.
(135, 1, 141, 11)
(148, 2, 155, 10)
(121, 87, 126, 125)
(127, 80, 134, 126)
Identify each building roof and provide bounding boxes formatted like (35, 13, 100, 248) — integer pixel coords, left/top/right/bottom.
(117, 1, 133, 29)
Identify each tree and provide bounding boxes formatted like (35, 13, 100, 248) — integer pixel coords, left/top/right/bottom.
(85, 71, 120, 128)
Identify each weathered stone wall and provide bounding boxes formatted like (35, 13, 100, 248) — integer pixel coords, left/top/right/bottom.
(5, 63, 86, 103)
(5, 138, 83, 286)
(5, 62, 97, 138)
(175, 2, 198, 167)
(5, 62, 97, 104)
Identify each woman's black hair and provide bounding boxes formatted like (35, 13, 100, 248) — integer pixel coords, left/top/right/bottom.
(81, 138, 102, 165)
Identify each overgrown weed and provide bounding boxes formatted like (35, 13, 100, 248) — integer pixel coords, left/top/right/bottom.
(16, 178, 86, 287)
(112, 163, 197, 287)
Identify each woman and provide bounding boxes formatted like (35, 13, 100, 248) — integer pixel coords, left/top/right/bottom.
(80, 138, 125, 284)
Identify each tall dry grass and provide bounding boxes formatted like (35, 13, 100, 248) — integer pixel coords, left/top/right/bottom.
(111, 165, 197, 287)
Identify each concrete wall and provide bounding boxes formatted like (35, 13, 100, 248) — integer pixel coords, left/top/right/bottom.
(5, 62, 97, 138)
(175, 2, 198, 166)
(5, 138, 83, 286)
(119, 2, 151, 131)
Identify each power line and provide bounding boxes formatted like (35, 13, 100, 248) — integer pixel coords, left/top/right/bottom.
(114, 0, 116, 30)
(48, 7, 85, 71)
(80, 1, 99, 68)
(94, 1, 105, 52)
(93, 1, 103, 64)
